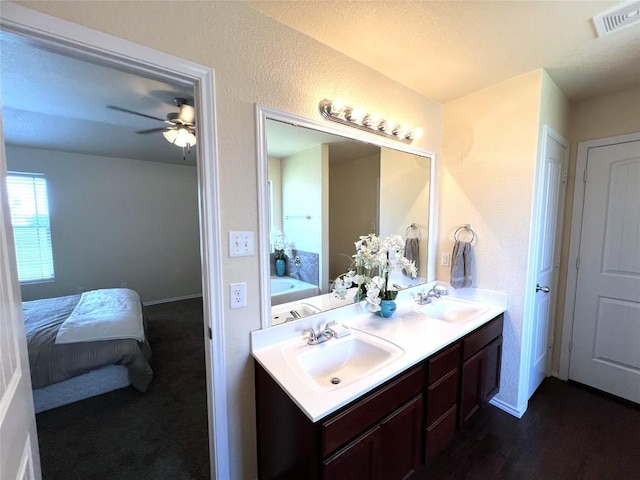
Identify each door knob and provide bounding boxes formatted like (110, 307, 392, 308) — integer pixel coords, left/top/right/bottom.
(536, 284, 550, 293)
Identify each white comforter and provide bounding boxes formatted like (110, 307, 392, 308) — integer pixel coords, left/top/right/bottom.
(55, 288, 144, 344)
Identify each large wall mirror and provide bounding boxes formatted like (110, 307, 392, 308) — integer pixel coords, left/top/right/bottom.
(257, 105, 437, 329)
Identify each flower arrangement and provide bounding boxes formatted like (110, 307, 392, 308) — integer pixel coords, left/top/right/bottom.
(332, 233, 417, 313)
(271, 229, 292, 260)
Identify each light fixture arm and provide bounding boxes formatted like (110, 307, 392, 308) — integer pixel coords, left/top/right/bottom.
(318, 98, 422, 144)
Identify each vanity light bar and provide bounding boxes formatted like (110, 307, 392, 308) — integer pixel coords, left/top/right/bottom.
(318, 98, 423, 144)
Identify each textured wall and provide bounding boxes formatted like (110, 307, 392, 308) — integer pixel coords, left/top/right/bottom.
(14, 2, 443, 478)
(438, 70, 543, 413)
(7, 146, 201, 304)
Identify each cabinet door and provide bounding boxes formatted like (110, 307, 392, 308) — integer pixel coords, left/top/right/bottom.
(377, 395, 423, 480)
(483, 336, 502, 401)
(460, 348, 484, 428)
(323, 425, 380, 480)
(324, 396, 423, 480)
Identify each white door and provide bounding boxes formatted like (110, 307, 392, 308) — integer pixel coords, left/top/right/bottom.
(569, 139, 640, 403)
(528, 126, 568, 398)
(0, 112, 42, 479)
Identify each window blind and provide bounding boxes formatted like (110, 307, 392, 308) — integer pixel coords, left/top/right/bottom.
(6, 173, 55, 283)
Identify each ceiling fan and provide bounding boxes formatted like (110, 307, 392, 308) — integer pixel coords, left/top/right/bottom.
(107, 97, 197, 149)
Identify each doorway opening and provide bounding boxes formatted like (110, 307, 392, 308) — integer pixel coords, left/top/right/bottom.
(0, 4, 228, 478)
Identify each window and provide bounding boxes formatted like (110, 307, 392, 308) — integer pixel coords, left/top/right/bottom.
(6, 173, 55, 283)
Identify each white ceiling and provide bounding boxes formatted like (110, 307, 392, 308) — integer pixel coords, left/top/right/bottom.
(248, 0, 640, 103)
(0, 32, 196, 165)
(1, 2, 638, 165)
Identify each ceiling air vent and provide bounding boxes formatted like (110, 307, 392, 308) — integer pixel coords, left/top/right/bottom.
(592, 1, 640, 37)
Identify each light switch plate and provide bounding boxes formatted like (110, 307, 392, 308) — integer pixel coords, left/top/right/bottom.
(229, 231, 255, 257)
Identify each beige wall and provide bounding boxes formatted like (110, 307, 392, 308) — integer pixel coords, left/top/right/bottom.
(267, 157, 283, 235)
(13, 2, 443, 478)
(282, 145, 324, 254)
(551, 85, 640, 373)
(379, 148, 431, 278)
(439, 70, 543, 412)
(329, 153, 380, 280)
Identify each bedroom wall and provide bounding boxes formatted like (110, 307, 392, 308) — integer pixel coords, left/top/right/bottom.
(7, 146, 201, 304)
(12, 2, 443, 478)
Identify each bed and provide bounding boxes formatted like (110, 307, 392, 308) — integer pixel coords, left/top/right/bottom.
(22, 288, 153, 413)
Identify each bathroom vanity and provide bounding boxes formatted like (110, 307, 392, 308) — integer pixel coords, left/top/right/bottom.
(252, 285, 506, 480)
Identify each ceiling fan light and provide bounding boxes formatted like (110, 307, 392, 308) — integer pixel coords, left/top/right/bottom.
(163, 128, 179, 143)
(172, 127, 196, 148)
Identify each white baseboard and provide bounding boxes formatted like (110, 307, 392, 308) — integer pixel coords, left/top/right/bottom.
(143, 293, 202, 306)
(489, 396, 528, 418)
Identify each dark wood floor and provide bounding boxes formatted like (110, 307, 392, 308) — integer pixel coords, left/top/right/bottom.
(425, 378, 640, 480)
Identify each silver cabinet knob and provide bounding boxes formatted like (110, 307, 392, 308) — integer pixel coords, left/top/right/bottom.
(536, 284, 550, 293)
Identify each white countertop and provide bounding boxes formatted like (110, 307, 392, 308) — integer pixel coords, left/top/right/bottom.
(251, 282, 507, 422)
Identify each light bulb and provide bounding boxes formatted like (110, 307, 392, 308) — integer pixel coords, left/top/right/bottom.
(410, 127, 424, 140)
(384, 120, 396, 134)
(351, 107, 367, 124)
(395, 125, 411, 138)
(165, 127, 196, 148)
(330, 98, 345, 116)
(369, 113, 382, 130)
(163, 129, 179, 143)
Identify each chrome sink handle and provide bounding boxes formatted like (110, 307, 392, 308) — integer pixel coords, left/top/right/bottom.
(323, 320, 336, 335)
(303, 323, 334, 345)
(415, 292, 433, 305)
(303, 327, 317, 344)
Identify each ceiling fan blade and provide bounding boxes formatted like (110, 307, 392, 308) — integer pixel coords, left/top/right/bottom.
(136, 127, 167, 134)
(107, 105, 166, 122)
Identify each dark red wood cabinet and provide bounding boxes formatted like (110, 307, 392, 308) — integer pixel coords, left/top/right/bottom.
(425, 343, 460, 461)
(460, 316, 504, 428)
(255, 314, 503, 480)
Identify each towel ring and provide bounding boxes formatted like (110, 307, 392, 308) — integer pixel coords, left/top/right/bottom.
(454, 224, 477, 244)
(405, 223, 421, 240)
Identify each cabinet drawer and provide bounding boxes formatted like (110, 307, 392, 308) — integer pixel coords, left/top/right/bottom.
(428, 343, 460, 385)
(427, 368, 458, 425)
(322, 365, 425, 456)
(425, 404, 457, 462)
(463, 314, 504, 360)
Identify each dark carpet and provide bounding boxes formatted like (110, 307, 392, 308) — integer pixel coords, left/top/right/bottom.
(425, 377, 640, 480)
(35, 298, 210, 480)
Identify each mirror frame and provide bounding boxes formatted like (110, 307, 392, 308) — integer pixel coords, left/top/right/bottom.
(256, 104, 438, 329)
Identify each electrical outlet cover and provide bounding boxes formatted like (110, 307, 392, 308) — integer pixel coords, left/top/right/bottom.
(229, 282, 247, 308)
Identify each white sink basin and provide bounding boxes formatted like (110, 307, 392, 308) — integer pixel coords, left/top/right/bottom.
(282, 330, 404, 390)
(271, 303, 322, 325)
(421, 298, 488, 324)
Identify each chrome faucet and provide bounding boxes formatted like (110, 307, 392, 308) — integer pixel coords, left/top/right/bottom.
(416, 285, 448, 305)
(303, 320, 336, 345)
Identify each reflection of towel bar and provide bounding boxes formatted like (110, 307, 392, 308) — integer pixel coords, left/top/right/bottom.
(454, 224, 477, 244)
(405, 223, 421, 240)
(284, 215, 311, 220)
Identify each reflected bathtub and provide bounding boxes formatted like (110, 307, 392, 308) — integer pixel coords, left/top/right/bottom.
(271, 276, 320, 306)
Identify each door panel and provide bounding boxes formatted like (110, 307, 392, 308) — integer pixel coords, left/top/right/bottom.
(0, 112, 41, 479)
(529, 128, 568, 397)
(570, 140, 640, 403)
